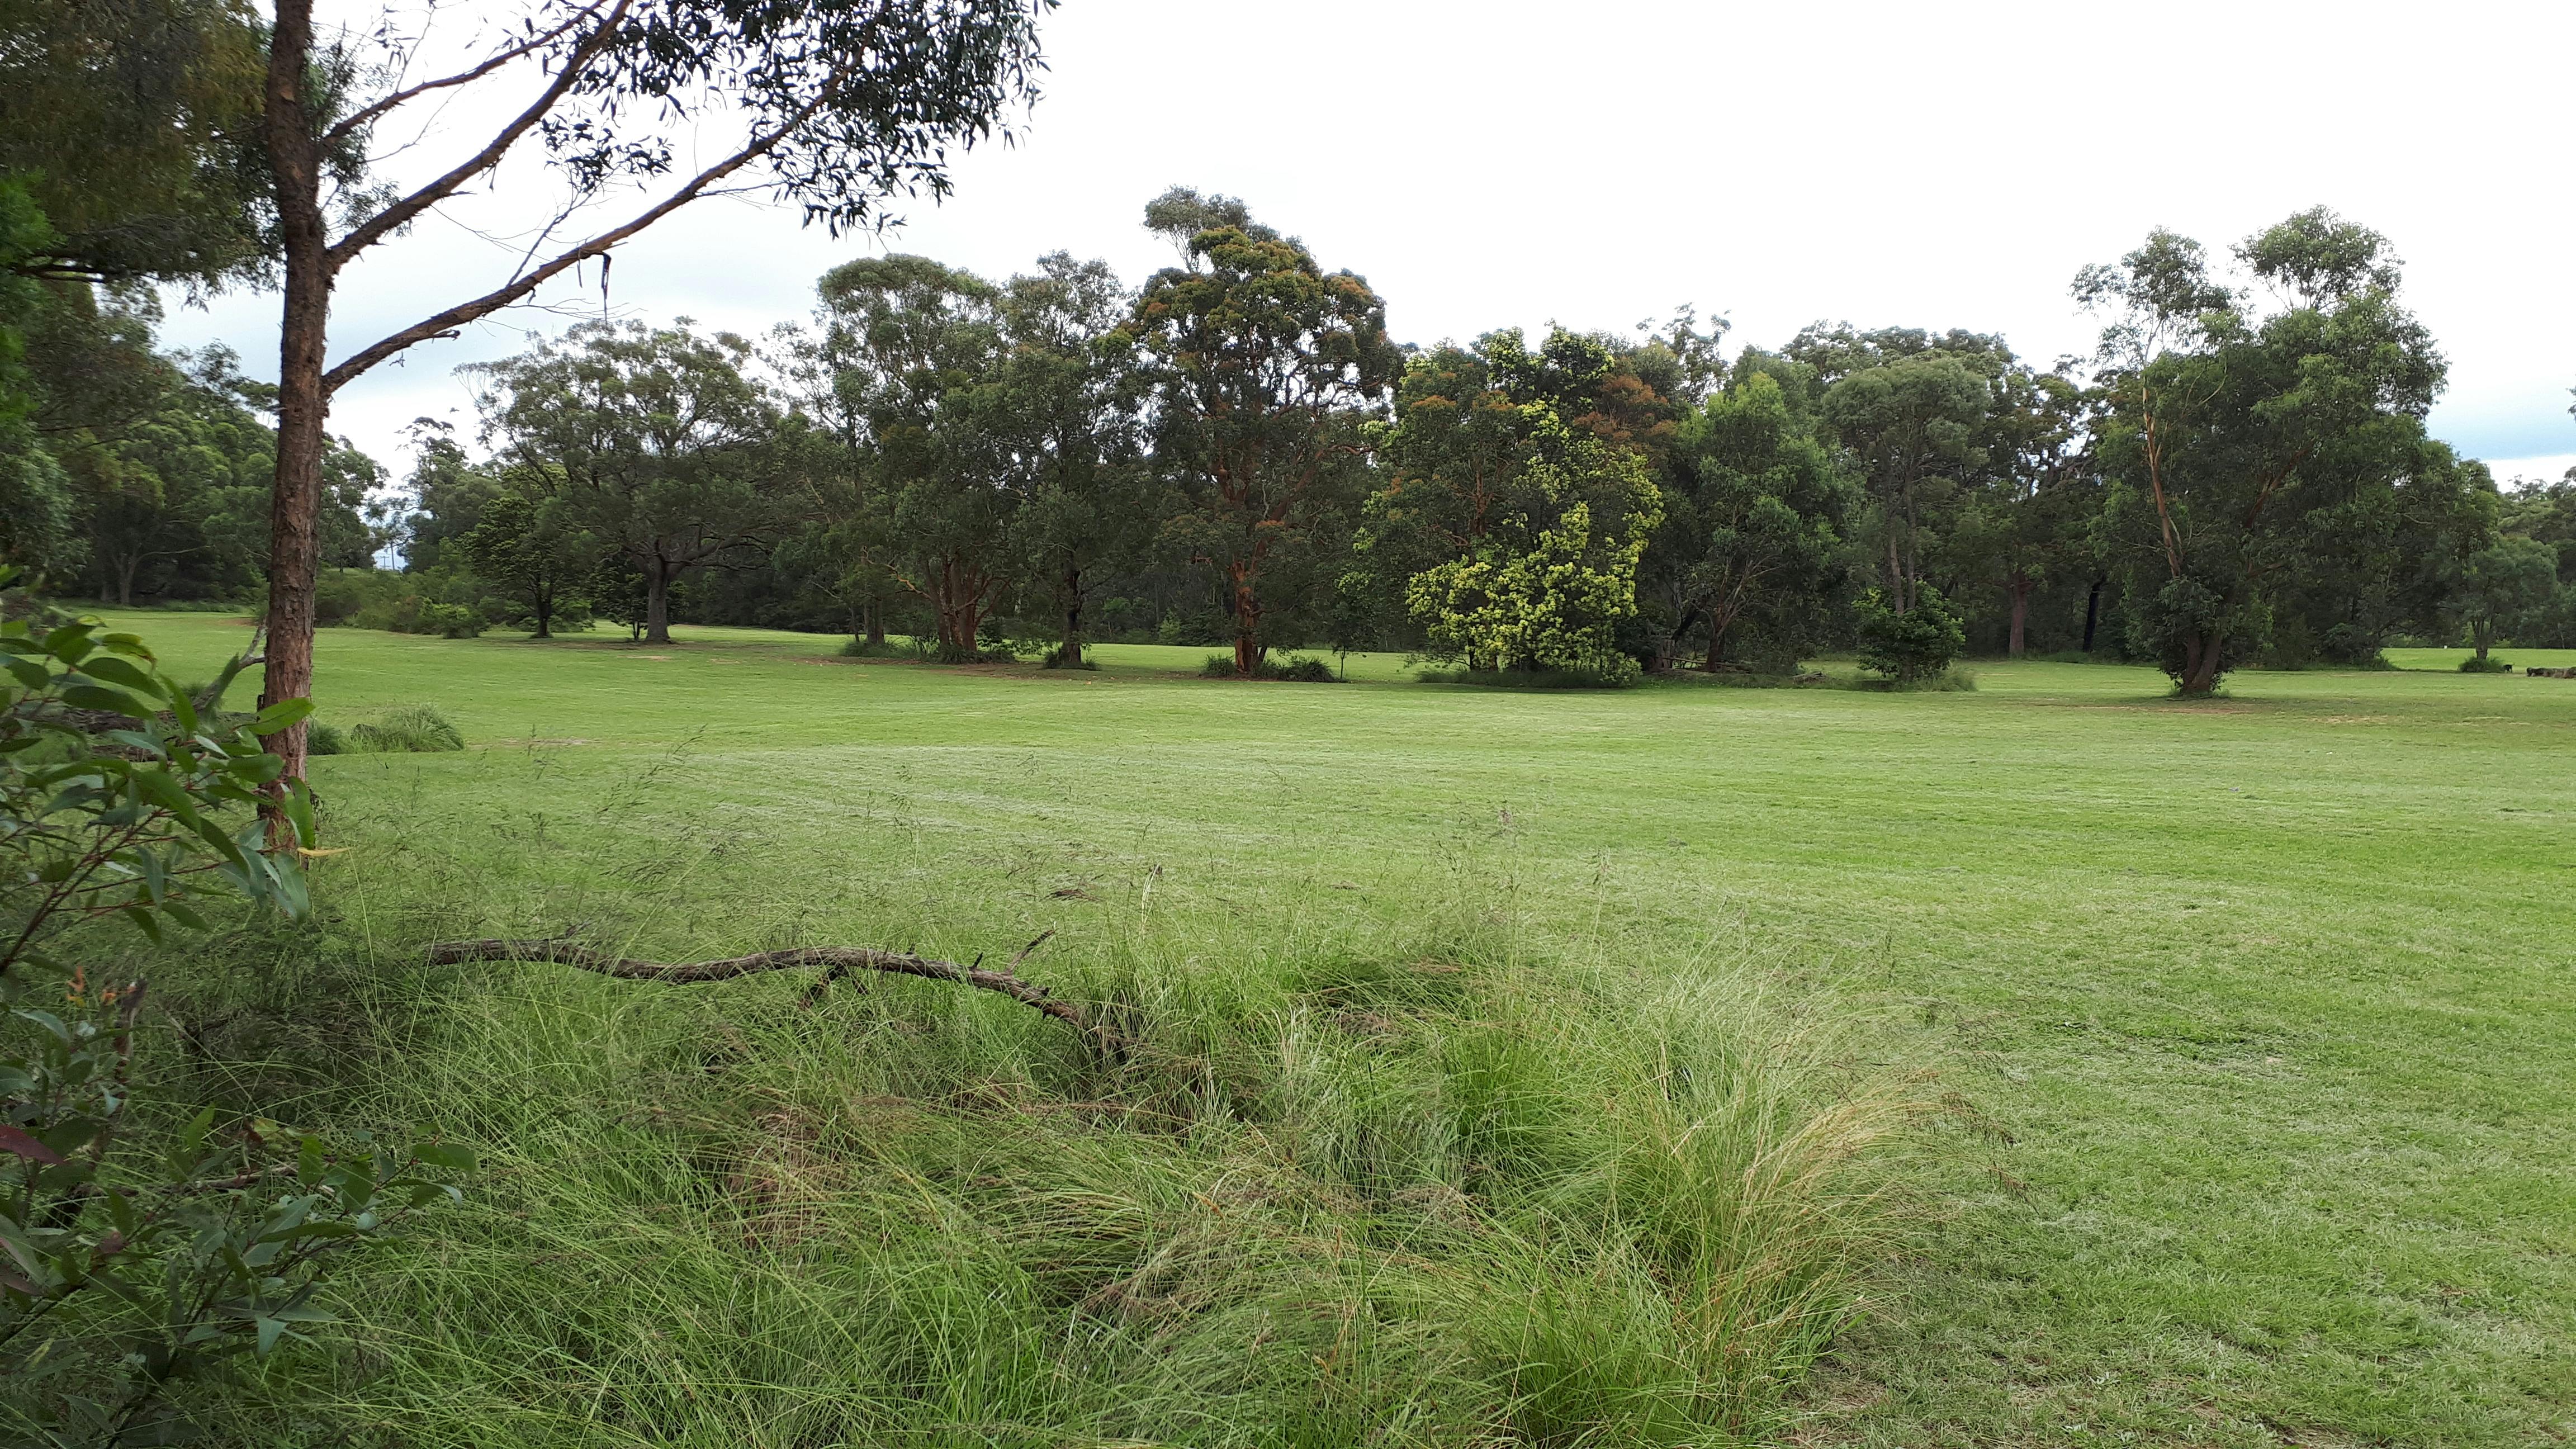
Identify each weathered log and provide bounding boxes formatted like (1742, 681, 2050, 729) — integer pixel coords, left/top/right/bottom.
(426, 930, 1123, 1053)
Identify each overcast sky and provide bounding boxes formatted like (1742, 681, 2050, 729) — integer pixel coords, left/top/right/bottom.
(163, 0, 2576, 485)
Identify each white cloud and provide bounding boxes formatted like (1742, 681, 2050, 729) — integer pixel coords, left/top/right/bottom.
(161, 0, 2576, 477)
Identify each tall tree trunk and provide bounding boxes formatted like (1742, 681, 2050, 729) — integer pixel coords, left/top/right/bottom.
(1229, 556, 1262, 675)
(644, 560, 673, 643)
(116, 555, 140, 609)
(532, 589, 553, 640)
(865, 597, 886, 647)
(1058, 561, 1083, 667)
(259, 0, 328, 804)
(2006, 574, 2032, 658)
(2081, 575, 2104, 654)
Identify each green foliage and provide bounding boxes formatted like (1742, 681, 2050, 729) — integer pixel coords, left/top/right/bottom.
(1853, 583, 1966, 683)
(1371, 332, 1664, 678)
(0, 590, 312, 968)
(455, 489, 598, 638)
(1660, 359, 1852, 670)
(0, 601, 468, 1441)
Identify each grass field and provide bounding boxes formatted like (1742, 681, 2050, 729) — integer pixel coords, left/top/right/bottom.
(91, 615, 2576, 1446)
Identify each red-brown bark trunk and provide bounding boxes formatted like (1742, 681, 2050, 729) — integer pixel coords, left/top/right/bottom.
(260, 0, 328, 808)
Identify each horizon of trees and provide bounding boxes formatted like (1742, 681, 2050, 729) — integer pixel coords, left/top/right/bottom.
(12, 184, 2576, 689)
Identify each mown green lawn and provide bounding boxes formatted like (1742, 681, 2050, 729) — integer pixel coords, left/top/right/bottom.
(116, 614, 2576, 1446)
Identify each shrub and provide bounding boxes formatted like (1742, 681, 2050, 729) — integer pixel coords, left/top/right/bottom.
(0, 589, 466, 1442)
(1041, 645, 1098, 670)
(1854, 584, 1966, 683)
(347, 704, 466, 753)
(416, 602, 484, 638)
(2459, 655, 2513, 673)
(307, 719, 347, 755)
(1418, 662, 1638, 689)
(1202, 654, 1339, 681)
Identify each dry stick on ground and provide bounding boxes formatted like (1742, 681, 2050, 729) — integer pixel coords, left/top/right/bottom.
(424, 929, 1124, 1054)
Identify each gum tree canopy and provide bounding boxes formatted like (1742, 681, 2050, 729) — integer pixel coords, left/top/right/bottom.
(2079, 208, 2448, 694)
(253, 0, 1050, 786)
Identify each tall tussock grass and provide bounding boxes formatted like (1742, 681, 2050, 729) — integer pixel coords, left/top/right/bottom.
(172, 816, 1921, 1446)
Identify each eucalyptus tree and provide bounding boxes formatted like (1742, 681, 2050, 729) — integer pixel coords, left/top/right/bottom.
(1660, 358, 1852, 670)
(812, 254, 1018, 660)
(473, 319, 795, 644)
(2078, 208, 2450, 693)
(238, 0, 1048, 782)
(1133, 189, 1399, 673)
(991, 254, 1156, 667)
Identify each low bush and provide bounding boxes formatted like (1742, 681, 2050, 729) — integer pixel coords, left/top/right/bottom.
(1854, 584, 1966, 683)
(1041, 645, 1098, 670)
(1830, 667, 1978, 693)
(347, 704, 466, 753)
(1417, 662, 1637, 689)
(1202, 654, 1338, 681)
(2459, 655, 2512, 673)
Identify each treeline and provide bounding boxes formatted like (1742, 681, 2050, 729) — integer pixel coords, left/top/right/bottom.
(15, 187, 2576, 692)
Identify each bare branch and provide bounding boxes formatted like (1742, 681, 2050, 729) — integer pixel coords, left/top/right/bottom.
(327, 0, 634, 271)
(325, 91, 831, 394)
(427, 936, 1124, 1053)
(323, 3, 607, 149)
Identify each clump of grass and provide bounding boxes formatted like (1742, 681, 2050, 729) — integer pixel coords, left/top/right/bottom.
(213, 887, 1918, 1448)
(2458, 655, 2512, 673)
(346, 704, 466, 753)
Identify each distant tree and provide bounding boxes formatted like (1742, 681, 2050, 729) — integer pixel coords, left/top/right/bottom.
(992, 254, 1156, 667)
(474, 319, 794, 644)
(1951, 368, 2092, 657)
(1817, 349, 1993, 615)
(1134, 189, 1399, 673)
(2448, 537, 2558, 666)
(811, 254, 1019, 661)
(2078, 209, 2449, 694)
(1661, 359, 1852, 671)
(1365, 330, 1663, 677)
(457, 483, 598, 638)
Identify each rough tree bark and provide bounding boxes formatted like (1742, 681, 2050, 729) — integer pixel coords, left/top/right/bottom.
(259, 0, 329, 799)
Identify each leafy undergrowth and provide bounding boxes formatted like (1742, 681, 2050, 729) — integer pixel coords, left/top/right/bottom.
(163, 907, 1918, 1447)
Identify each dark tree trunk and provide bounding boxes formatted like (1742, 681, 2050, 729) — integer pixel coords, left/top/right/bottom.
(116, 555, 140, 609)
(2006, 574, 2033, 658)
(1059, 561, 1083, 667)
(2081, 575, 2105, 654)
(2177, 628, 2225, 697)
(1229, 559, 1261, 675)
(644, 560, 674, 644)
(260, 0, 329, 804)
(865, 597, 885, 647)
(532, 588, 553, 640)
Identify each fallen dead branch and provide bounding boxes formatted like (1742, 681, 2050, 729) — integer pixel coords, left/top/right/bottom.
(426, 929, 1124, 1054)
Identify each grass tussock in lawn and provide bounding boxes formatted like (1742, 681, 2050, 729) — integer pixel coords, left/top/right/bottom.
(215, 897, 1918, 1447)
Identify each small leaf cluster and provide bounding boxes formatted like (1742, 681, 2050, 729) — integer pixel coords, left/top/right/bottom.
(1, 584, 315, 976)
